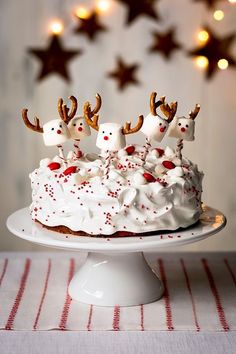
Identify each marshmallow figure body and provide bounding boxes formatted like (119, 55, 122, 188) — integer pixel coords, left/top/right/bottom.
(141, 113, 169, 142)
(68, 117, 91, 140)
(96, 123, 126, 151)
(43, 119, 70, 146)
(168, 117, 195, 141)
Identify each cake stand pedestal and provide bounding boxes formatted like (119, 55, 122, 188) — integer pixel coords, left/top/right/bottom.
(7, 206, 226, 307)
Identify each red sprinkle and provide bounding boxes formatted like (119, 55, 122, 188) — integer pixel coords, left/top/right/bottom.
(155, 148, 164, 157)
(125, 146, 135, 155)
(63, 166, 77, 175)
(48, 162, 61, 171)
(143, 172, 156, 183)
(162, 160, 176, 169)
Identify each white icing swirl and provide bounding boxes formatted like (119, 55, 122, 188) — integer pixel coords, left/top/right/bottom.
(29, 145, 203, 235)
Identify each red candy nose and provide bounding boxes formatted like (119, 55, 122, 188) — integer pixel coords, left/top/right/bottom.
(160, 127, 166, 133)
(181, 127, 186, 132)
(78, 127, 83, 132)
(104, 136, 109, 140)
(57, 130, 61, 134)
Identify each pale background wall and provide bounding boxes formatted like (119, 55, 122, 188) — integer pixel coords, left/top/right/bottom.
(0, 0, 236, 251)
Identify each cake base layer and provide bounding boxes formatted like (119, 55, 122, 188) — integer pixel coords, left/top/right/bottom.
(36, 219, 199, 238)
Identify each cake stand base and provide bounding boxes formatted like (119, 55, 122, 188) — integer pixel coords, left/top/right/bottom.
(68, 252, 163, 306)
(7, 206, 226, 307)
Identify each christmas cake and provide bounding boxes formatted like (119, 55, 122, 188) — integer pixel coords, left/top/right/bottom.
(22, 92, 203, 236)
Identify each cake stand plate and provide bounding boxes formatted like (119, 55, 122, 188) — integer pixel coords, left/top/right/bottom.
(7, 206, 226, 307)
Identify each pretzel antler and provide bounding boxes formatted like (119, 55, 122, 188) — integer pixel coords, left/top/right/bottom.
(58, 95, 78, 124)
(122, 115, 144, 135)
(189, 104, 200, 120)
(91, 93, 102, 116)
(22, 109, 43, 133)
(160, 100, 178, 123)
(83, 94, 102, 131)
(84, 102, 99, 131)
(150, 92, 165, 116)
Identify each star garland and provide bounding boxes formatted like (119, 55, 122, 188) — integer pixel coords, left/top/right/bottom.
(149, 28, 182, 59)
(74, 10, 107, 41)
(189, 26, 236, 79)
(107, 56, 140, 90)
(116, 0, 161, 25)
(28, 35, 81, 82)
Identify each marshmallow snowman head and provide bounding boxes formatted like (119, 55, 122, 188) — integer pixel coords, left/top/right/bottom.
(168, 117, 195, 141)
(84, 94, 144, 152)
(141, 113, 169, 142)
(168, 104, 200, 142)
(43, 119, 70, 146)
(141, 92, 177, 142)
(96, 123, 126, 151)
(68, 116, 91, 140)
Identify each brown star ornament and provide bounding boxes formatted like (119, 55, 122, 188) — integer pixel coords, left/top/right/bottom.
(74, 11, 107, 41)
(149, 28, 182, 59)
(189, 27, 236, 79)
(28, 35, 81, 82)
(193, 0, 220, 9)
(108, 57, 140, 91)
(116, 0, 160, 25)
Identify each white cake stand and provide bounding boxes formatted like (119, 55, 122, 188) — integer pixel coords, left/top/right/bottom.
(7, 206, 226, 307)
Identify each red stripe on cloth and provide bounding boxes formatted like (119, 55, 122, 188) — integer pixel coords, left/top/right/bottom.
(0, 259, 8, 287)
(86, 305, 93, 331)
(59, 258, 75, 330)
(224, 259, 236, 286)
(33, 259, 52, 330)
(5, 258, 31, 330)
(180, 259, 200, 331)
(202, 258, 229, 331)
(158, 258, 174, 331)
(113, 305, 120, 331)
(140, 304, 144, 331)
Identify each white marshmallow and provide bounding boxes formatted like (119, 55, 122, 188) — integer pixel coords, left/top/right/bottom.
(132, 172, 147, 185)
(40, 158, 51, 168)
(43, 119, 70, 146)
(140, 113, 169, 142)
(155, 164, 166, 175)
(165, 146, 175, 158)
(68, 116, 91, 140)
(167, 166, 184, 177)
(96, 123, 126, 151)
(168, 117, 195, 141)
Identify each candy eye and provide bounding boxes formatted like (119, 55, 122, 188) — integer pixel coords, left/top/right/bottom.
(51, 127, 54, 131)
(159, 122, 162, 126)
(73, 123, 76, 127)
(109, 132, 112, 135)
(59, 124, 62, 128)
(102, 131, 105, 134)
(80, 122, 83, 126)
(186, 124, 189, 128)
(178, 123, 181, 126)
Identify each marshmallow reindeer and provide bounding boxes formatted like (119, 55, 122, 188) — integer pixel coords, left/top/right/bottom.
(22, 109, 70, 165)
(168, 104, 200, 159)
(58, 95, 98, 159)
(141, 92, 177, 161)
(84, 96, 143, 177)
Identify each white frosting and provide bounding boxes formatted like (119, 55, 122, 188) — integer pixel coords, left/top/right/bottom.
(141, 113, 169, 142)
(43, 119, 70, 146)
(29, 144, 203, 236)
(168, 117, 195, 141)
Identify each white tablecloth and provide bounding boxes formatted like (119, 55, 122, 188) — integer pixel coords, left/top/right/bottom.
(1, 252, 236, 354)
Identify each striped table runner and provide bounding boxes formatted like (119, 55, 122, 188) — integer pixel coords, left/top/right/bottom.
(0, 252, 235, 331)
